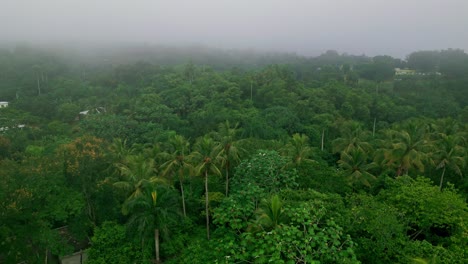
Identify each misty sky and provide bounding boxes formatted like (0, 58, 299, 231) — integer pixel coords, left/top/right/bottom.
(2, 0, 468, 58)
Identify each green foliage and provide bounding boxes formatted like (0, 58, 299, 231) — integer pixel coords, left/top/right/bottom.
(254, 194, 288, 230)
(405, 240, 468, 264)
(1, 46, 468, 263)
(356, 56, 395, 82)
(87, 222, 146, 264)
(236, 201, 357, 263)
(279, 189, 346, 220)
(345, 193, 408, 263)
(125, 185, 182, 262)
(57, 102, 80, 122)
(282, 133, 315, 167)
(178, 198, 359, 264)
(377, 122, 430, 176)
(0, 157, 84, 263)
(236, 219, 358, 264)
(0, 135, 12, 159)
(345, 176, 468, 263)
(294, 158, 351, 194)
(132, 93, 185, 130)
(407, 51, 440, 72)
(232, 150, 299, 192)
(380, 177, 468, 246)
(164, 227, 231, 264)
(213, 183, 262, 231)
(338, 148, 378, 188)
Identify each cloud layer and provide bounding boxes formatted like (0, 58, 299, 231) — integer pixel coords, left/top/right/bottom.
(2, 0, 467, 57)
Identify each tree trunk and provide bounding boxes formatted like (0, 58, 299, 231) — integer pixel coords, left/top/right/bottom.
(439, 167, 446, 191)
(141, 239, 145, 263)
(205, 170, 210, 240)
(225, 165, 229, 197)
(83, 188, 96, 224)
(154, 229, 160, 263)
(36, 74, 41, 95)
(321, 129, 325, 151)
(396, 165, 402, 177)
(250, 80, 253, 101)
(179, 176, 186, 218)
(372, 117, 377, 137)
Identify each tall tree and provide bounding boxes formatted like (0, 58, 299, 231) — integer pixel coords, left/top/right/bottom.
(160, 134, 193, 217)
(32, 64, 42, 95)
(114, 155, 164, 214)
(282, 133, 315, 167)
(193, 135, 221, 240)
(125, 185, 181, 263)
(406, 50, 440, 72)
(61, 136, 109, 224)
(432, 133, 465, 190)
(378, 123, 429, 177)
(332, 124, 372, 154)
(338, 148, 377, 188)
(214, 121, 242, 196)
(109, 138, 136, 164)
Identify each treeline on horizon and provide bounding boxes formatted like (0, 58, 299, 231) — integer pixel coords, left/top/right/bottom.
(0, 45, 467, 263)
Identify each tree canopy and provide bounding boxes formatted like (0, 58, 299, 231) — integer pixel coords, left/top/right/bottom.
(0, 45, 467, 263)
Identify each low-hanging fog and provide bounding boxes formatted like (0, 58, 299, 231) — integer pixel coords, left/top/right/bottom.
(1, 0, 468, 58)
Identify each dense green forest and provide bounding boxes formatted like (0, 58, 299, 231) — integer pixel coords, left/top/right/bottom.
(0, 45, 467, 263)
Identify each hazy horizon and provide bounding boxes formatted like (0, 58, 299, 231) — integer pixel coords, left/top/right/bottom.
(2, 0, 468, 58)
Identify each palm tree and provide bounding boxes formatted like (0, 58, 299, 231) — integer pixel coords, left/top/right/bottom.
(332, 125, 372, 154)
(378, 124, 429, 177)
(108, 138, 137, 177)
(32, 64, 42, 95)
(193, 135, 221, 240)
(248, 194, 288, 232)
(338, 149, 377, 188)
(109, 138, 135, 163)
(160, 134, 193, 217)
(432, 133, 465, 190)
(256, 194, 287, 230)
(125, 184, 181, 263)
(282, 133, 315, 167)
(432, 117, 461, 136)
(214, 121, 243, 196)
(113, 154, 165, 214)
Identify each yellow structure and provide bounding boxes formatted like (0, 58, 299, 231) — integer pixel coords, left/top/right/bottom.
(394, 68, 416, 75)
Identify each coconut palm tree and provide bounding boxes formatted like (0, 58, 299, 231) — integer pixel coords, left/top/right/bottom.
(125, 184, 181, 263)
(282, 133, 315, 168)
(107, 138, 137, 177)
(214, 121, 243, 196)
(109, 138, 135, 163)
(32, 64, 42, 95)
(193, 135, 221, 240)
(332, 125, 372, 154)
(114, 154, 165, 214)
(247, 194, 288, 233)
(160, 134, 193, 217)
(338, 148, 377, 188)
(432, 117, 461, 136)
(378, 123, 429, 177)
(432, 133, 465, 190)
(255, 194, 287, 231)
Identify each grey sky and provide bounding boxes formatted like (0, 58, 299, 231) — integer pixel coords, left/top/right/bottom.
(1, 0, 467, 57)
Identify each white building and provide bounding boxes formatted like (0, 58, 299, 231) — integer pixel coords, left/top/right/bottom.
(0, 102, 8, 108)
